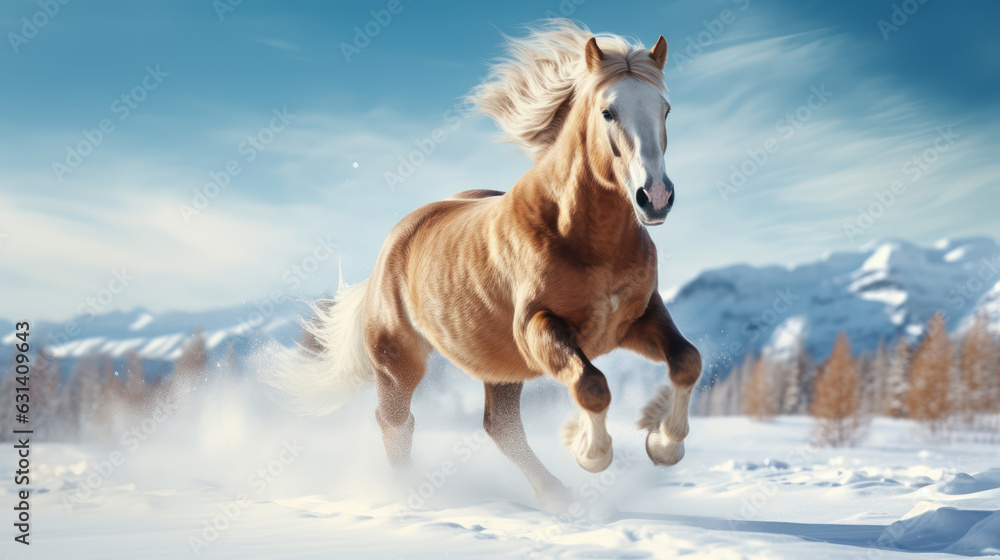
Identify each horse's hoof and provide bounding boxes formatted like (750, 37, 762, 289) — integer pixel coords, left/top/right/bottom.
(646, 430, 684, 466)
(575, 444, 613, 473)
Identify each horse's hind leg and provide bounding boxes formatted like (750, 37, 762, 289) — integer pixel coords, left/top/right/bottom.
(370, 323, 431, 469)
(483, 382, 568, 503)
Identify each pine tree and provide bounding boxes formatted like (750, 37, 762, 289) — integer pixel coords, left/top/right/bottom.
(867, 340, 890, 416)
(94, 356, 127, 433)
(125, 352, 146, 408)
(0, 354, 17, 441)
(884, 338, 911, 418)
(907, 312, 954, 438)
(175, 327, 208, 381)
(959, 315, 996, 417)
(855, 352, 877, 415)
(744, 355, 778, 420)
(729, 354, 755, 415)
(958, 314, 1000, 434)
(810, 331, 867, 446)
(705, 355, 753, 416)
(780, 338, 811, 414)
(66, 355, 102, 441)
(32, 346, 60, 439)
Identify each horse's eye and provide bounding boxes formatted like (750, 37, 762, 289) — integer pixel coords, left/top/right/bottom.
(665, 109, 671, 121)
(601, 109, 614, 121)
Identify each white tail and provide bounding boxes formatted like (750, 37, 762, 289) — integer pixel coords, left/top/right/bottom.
(265, 278, 374, 415)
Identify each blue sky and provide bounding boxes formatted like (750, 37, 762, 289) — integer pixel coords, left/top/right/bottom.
(1, 0, 998, 321)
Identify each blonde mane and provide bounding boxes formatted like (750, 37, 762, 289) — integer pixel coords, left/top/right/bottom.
(469, 19, 666, 160)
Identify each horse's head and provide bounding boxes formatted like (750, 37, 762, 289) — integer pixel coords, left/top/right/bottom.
(584, 36, 673, 226)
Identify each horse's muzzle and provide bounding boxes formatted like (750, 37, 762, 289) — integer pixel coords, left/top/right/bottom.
(634, 179, 674, 225)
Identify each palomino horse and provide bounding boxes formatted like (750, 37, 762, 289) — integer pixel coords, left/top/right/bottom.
(270, 20, 702, 504)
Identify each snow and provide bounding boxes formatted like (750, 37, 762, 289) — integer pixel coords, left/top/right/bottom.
(763, 315, 807, 360)
(667, 237, 1000, 380)
(945, 248, 969, 263)
(858, 288, 910, 307)
(4, 376, 998, 559)
(128, 312, 155, 331)
(861, 243, 897, 272)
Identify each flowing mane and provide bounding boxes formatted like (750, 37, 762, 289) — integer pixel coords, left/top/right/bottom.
(270, 19, 700, 505)
(469, 19, 666, 159)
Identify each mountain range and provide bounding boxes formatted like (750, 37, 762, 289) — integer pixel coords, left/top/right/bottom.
(3, 237, 998, 385)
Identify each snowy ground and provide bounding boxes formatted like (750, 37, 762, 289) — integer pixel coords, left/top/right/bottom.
(3, 377, 1000, 559)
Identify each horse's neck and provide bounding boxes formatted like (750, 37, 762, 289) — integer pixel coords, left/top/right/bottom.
(516, 138, 643, 262)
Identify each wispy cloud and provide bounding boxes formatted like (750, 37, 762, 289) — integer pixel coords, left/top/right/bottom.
(1, 1, 997, 320)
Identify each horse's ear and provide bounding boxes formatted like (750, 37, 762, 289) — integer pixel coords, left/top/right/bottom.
(649, 35, 668, 70)
(584, 37, 604, 73)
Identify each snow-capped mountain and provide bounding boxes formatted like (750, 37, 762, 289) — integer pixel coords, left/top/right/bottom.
(2, 238, 998, 384)
(0, 299, 310, 379)
(667, 237, 1000, 379)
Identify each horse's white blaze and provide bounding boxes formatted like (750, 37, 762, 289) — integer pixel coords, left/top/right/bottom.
(605, 78, 670, 201)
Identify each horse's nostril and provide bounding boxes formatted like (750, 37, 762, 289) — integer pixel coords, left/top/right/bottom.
(636, 189, 649, 208)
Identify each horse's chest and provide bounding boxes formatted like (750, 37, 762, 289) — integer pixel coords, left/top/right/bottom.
(574, 277, 651, 355)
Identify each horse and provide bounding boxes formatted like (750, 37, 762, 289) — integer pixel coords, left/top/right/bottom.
(268, 20, 702, 505)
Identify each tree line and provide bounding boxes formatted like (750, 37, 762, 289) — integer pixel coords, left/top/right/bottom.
(698, 312, 1000, 446)
(0, 329, 231, 442)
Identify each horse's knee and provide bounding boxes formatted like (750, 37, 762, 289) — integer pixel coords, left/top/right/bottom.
(668, 341, 702, 388)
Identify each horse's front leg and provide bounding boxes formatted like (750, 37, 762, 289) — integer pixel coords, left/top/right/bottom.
(517, 309, 614, 473)
(620, 293, 702, 466)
